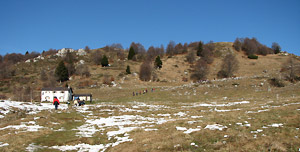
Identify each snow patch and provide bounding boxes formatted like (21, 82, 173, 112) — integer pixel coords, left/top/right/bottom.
(204, 124, 227, 131)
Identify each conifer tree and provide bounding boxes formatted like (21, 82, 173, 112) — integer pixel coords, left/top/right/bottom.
(126, 65, 131, 74)
(55, 60, 69, 82)
(128, 46, 135, 60)
(101, 55, 109, 67)
(197, 41, 203, 57)
(154, 56, 162, 69)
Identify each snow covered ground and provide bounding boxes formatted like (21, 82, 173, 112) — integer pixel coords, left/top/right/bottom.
(0, 100, 299, 151)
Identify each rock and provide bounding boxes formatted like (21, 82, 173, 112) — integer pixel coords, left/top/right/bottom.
(76, 49, 87, 56)
(56, 48, 75, 57)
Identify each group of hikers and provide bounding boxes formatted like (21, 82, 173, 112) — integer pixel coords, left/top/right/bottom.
(52, 96, 85, 110)
(133, 88, 155, 96)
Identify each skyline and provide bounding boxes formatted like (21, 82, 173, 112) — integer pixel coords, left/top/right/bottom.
(0, 0, 299, 55)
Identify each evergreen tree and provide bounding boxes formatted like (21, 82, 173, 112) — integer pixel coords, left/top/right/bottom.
(55, 60, 69, 82)
(126, 65, 131, 74)
(128, 46, 136, 60)
(101, 55, 109, 67)
(154, 56, 162, 69)
(197, 41, 203, 57)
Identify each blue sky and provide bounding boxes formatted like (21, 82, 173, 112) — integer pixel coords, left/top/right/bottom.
(0, 0, 299, 55)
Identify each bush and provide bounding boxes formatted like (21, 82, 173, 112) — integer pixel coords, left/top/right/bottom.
(217, 54, 239, 78)
(126, 65, 131, 74)
(248, 54, 258, 59)
(101, 55, 109, 67)
(269, 78, 284, 87)
(190, 59, 209, 81)
(139, 61, 152, 81)
(154, 56, 162, 69)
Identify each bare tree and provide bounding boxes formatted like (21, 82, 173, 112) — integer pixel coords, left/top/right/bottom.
(175, 43, 183, 54)
(40, 69, 48, 81)
(190, 59, 209, 81)
(84, 46, 91, 53)
(186, 50, 196, 64)
(91, 50, 102, 65)
(217, 53, 239, 78)
(233, 38, 242, 51)
(76, 64, 91, 77)
(281, 57, 300, 82)
(166, 41, 176, 57)
(139, 61, 152, 81)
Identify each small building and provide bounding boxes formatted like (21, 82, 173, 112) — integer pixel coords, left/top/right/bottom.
(73, 94, 92, 102)
(41, 87, 73, 102)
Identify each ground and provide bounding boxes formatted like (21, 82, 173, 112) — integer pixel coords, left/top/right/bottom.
(0, 76, 300, 152)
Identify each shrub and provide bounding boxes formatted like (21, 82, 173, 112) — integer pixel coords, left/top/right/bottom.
(128, 46, 136, 60)
(190, 59, 209, 81)
(217, 54, 239, 78)
(248, 54, 258, 59)
(269, 78, 284, 87)
(186, 50, 196, 64)
(126, 65, 131, 74)
(103, 75, 112, 85)
(154, 56, 162, 69)
(139, 61, 152, 81)
(101, 55, 109, 67)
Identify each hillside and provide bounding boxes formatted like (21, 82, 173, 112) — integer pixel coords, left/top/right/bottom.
(1, 42, 300, 151)
(0, 41, 299, 101)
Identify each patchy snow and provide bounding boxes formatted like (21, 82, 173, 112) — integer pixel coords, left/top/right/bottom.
(51, 143, 108, 152)
(174, 112, 186, 117)
(204, 124, 227, 131)
(184, 101, 250, 108)
(0, 121, 45, 132)
(268, 123, 283, 127)
(0, 100, 68, 117)
(0, 142, 9, 147)
(176, 127, 187, 131)
(191, 116, 203, 119)
(183, 128, 201, 134)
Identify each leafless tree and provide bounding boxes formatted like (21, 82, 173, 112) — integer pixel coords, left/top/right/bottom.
(281, 57, 300, 82)
(166, 41, 176, 57)
(175, 43, 183, 54)
(139, 61, 152, 81)
(201, 46, 214, 64)
(84, 46, 91, 53)
(233, 38, 242, 51)
(42, 48, 57, 56)
(186, 50, 196, 64)
(217, 53, 239, 78)
(40, 69, 48, 81)
(190, 59, 209, 81)
(91, 50, 102, 65)
(76, 64, 91, 77)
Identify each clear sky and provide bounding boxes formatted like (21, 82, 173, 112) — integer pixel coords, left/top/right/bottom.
(0, 0, 299, 55)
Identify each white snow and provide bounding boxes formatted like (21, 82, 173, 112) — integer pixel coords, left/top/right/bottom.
(204, 124, 227, 131)
(0, 142, 9, 147)
(0, 121, 45, 132)
(268, 123, 283, 127)
(0, 100, 68, 117)
(176, 127, 187, 131)
(183, 128, 201, 134)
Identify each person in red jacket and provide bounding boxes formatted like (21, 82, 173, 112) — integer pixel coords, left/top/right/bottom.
(53, 96, 60, 110)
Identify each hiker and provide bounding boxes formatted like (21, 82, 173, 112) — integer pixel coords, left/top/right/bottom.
(53, 96, 60, 110)
(74, 98, 79, 106)
(146, 89, 148, 93)
(79, 100, 85, 106)
(133, 92, 135, 96)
